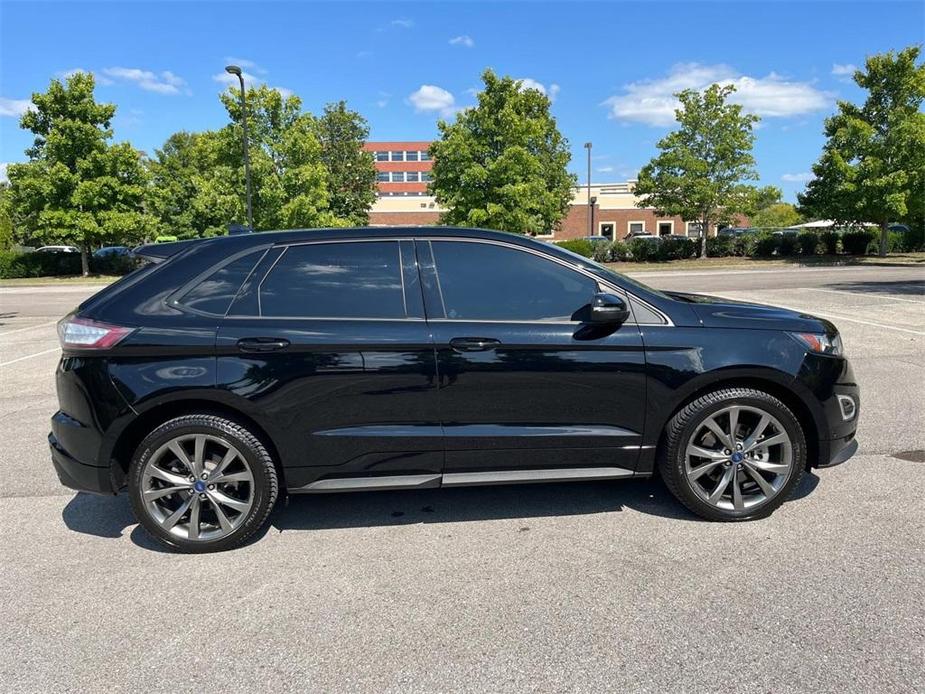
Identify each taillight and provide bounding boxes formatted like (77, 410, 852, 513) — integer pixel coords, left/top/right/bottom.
(57, 316, 133, 350)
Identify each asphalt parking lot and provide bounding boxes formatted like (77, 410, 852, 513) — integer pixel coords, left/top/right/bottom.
(1, 264, 923, 693)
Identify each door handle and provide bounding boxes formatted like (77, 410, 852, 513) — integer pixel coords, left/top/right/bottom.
(237, 337, 290, 353)
(449, 337, 501, 353)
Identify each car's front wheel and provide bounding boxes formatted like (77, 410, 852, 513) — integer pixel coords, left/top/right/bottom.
(128, 415, 279, 552)
(659, 387, 806, 521)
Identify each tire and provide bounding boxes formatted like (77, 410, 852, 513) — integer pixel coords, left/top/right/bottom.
(129, 415, 279, 553)
(659, 388, 806, 521)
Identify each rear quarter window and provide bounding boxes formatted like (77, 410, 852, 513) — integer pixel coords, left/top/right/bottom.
(175, 250, 265, 316)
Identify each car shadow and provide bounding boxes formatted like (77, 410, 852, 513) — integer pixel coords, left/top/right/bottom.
(824, 279, 925, 297)
(61, 471, 821, 549)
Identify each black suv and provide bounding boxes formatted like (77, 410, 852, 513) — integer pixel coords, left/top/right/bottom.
(50, 228, 859, 552)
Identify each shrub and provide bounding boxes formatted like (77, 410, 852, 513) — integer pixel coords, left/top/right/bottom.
(705, 236, 734, 257)
(750, 232, 779, 258)
(842, 228, 877, 255)
(778, 234, 799, 256)
(0, 250, 82, 278)
(90, 253, 138, 276)
(820, 231, 839, 255)
(627, 238, 657, 262)
(661, 237, 696, 260)
(608, 240, 629, 261)
(591, 242, 611, 263)
(555, 239, 593, 258)
(903, 224, 925, 251)
(796, 231, 820, 255)
(732, 233, 758, 257)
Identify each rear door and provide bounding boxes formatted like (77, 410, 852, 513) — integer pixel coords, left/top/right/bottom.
(215, 239, 441, 490)
(417, 238, 647, 480)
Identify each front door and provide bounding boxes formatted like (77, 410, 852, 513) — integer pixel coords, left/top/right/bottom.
(417, 239, 647, 479)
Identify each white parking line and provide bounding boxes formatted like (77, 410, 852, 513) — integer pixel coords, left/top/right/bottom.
(0, 320, 59, 337)
(0, 347, 60, 367)
(804, 287, 925, 305)
(710, 294, 925, 336)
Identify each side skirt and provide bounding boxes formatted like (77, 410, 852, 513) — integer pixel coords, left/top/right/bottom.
(289, 467, 637, 494)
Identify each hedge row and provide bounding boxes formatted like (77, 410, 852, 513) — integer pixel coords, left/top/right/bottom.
(0, 251, 137, 279)
(556, 227, 923, 262)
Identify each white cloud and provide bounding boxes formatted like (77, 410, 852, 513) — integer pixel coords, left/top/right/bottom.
(831, 63, 858, 83)
(391, 18, 414, 28)
(781, 172, 815, 183)
(57, 68, 114, 86)
(449, 35, 474, 48)
(408, 84, 456, 116)
(517, 78, 560, 102)
(103, 67, 188, 95)
(603, 63, 832, 126)
(0, 163, 9, 183)
(224, 57, 267, 74)
(376, 91, 391, 108)
(0, 97, 32, 117)
(596, 166, 614, 173)
(212, 63, 290, 97)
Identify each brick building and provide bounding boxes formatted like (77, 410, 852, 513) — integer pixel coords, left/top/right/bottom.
(365, 141, 727, 239)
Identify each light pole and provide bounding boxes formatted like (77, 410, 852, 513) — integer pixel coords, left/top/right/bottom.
(583, 142, 592, 237)
(225, 65, 253, 230)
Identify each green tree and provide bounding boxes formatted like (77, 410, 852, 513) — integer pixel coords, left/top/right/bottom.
(313, 101, 377, 225)
(429, 69, 575, 234)
(798, 46, 925, 256)
(752, 202, 802, 229)
(635, 84, 759, 257)
(0, 184, 14, 250)
(7, 73, 153, 274)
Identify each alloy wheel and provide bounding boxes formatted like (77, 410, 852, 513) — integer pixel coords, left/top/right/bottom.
(684, 405, 794, 512)
(140, 434, 255, 541)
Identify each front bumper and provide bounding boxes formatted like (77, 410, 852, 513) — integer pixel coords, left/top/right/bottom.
(48, 432, 117, 495)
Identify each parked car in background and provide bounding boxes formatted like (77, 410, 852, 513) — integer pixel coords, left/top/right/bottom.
(584, 235, 610, 243)
(626, 233, 661, 244)
(93, 246, 133, 259)
(718, 227, 759, 237)
(50, 227, 859, 552)
(155, 235, 179, 244)
(35, 245, 79, 254)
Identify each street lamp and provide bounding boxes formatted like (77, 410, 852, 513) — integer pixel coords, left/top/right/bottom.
(583, 142, 592, 238)
(225, 65, 253, 231)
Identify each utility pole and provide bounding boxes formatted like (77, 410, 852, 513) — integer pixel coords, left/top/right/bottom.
(583, 142, 592, 237)
(225, 65, 254, 230)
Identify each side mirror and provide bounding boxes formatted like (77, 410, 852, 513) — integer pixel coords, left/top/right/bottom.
(590, 292, 630, 324)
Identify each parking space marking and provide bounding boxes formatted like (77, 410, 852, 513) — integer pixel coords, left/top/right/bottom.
(0, 320, 59, 337)
(804, 287, 925, 305)
(710, 294, 925, 336)
(0, 347, 60, 367)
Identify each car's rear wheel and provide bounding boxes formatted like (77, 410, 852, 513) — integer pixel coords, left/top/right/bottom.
(659, 388, 806, 521)
(129, 415, 278, 552)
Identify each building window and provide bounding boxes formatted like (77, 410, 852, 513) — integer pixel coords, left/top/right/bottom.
(376, 172, 390, 182)
(419, 151, 431, 161)
(657, 221, 674, 236)
(405, 171, 420, 182)
(421, 172, 432, 182)
(405, 151, 419, 162)
(391, 172, 405, 183)
(628, 221, 645, 234)
(375, 151, 389, 162)
(686, 222, 703, 237)
(599, 222, 615, 240)
(390, 151, 404, 162)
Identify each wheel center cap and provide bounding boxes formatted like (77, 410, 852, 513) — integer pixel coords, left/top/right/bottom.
(193, 480, 206, 493)
(730, 452, 744, 463)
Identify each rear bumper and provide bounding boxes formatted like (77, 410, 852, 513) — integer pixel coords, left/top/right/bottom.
(48, 431, 117, 495)
(819, 434, 858, 468)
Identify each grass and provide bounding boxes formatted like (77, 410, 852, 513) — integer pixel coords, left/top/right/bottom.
(610, 252, 925, 273)
(0, 274, 120, 287)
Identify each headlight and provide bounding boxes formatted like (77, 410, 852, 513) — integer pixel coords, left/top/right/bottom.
(790, 332, 844, 356)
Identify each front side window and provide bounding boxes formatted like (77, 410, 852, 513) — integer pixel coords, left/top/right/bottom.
(260, 242, 405, 319)
(431, 241, 597, 321)
(177, 250, 263, 316)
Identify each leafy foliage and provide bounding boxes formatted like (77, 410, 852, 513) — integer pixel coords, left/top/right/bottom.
(799, 46, 925, 255)
(7, 73, 154, 274)
(430, 70, 575, 234)
(752, 202, 802, 229)
(634, 84, 759, 257)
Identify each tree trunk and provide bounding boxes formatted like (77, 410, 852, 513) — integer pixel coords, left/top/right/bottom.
(700, 218, 709, 258)
(81, 244, 90, 277)
(879, 221, 889, 258)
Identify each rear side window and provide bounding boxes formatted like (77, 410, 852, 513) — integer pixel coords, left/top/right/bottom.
(431, 241, 598, 321)
(259, 241, 405, 319)
(177, 251, 263, 316)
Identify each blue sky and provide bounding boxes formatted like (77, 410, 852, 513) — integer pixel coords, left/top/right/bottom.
(1, 0, 923, 201)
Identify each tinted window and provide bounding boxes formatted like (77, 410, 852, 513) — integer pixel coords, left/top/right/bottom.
(177, 251, 263, 316)
(260, 242, 405, 319)
(431, 241, 597, 321)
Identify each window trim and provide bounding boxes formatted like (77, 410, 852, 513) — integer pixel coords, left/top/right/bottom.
(657, 220, 674, 236)
(627, 220, 646, 234)
(685, 221, 703, 237)
(252, 239, 416, 321)
(425, 237, 671, 326)
(599, 221, 616, 238)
